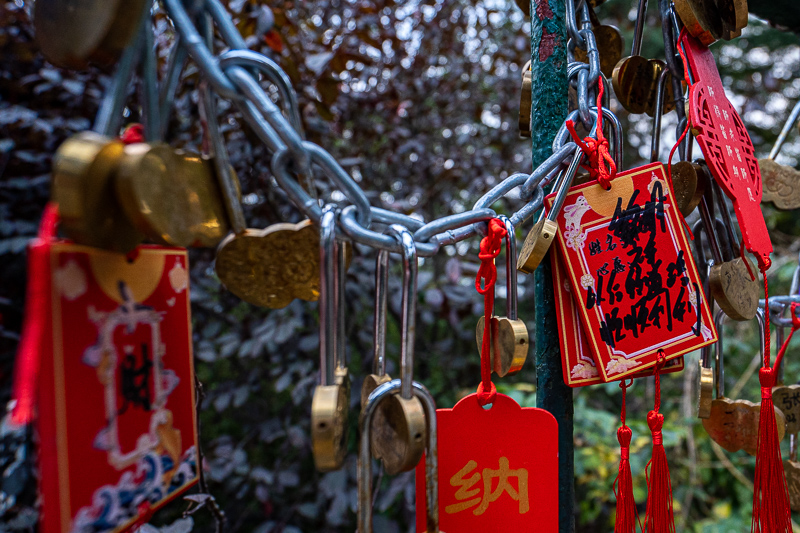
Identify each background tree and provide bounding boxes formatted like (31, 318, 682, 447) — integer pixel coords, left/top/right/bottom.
(1, 0, 800, 531)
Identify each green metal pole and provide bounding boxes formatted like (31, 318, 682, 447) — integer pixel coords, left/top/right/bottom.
(530, 1, 573, 531)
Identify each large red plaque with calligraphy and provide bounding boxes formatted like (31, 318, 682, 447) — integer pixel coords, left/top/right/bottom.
(548, 162, 717, 381)
(679, 32, 772, 269)
(415, 393, 558, 532)
(551, 249, 685, 387)
(37, 243, 198, 533)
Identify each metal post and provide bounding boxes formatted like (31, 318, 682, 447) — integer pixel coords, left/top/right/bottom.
(530, 0, 574, 532)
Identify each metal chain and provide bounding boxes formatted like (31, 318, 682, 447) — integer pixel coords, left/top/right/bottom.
(157, 0, 608, 256)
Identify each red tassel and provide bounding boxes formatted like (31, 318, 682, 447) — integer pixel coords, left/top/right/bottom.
(644, 356, 675, 533)
(751, 282, 792, 533)
(10, 203, 59, 426)
(614, 380, 640, 533)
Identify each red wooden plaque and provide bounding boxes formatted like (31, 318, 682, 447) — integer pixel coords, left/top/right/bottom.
(551, 249, 685, 387)
(415, 393, 558, 532)
(548, 162, 717, 381)
(37, 243, 198, 533)
(680, 32, 772, 268)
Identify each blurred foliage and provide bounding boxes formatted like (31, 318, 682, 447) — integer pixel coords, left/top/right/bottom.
(1, 0, 800, 531)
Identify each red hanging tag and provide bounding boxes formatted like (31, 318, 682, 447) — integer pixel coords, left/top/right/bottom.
(415, 218, 558, 531)
(750, 303, 796, 532)
(414, 393, 558, 531)
(550, 248, 684, 386)
(644, 355, 676, 533)
(28, 237, 199, 533)
(615, 380, 640, 533)
(548, 162, 717, 381)
(678, 32, 772, 271)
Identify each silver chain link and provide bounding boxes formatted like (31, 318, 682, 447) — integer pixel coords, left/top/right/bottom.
(156, 0, 608, 255)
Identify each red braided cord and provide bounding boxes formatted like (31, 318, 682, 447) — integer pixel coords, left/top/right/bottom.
(666, 121, 694, 240)
(475, 218, 507, 406)
(566, 78, 617, 189)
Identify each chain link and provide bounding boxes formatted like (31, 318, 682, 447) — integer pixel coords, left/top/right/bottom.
(159, 0, 609, 255)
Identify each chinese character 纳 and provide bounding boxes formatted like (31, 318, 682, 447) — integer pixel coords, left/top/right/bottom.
(445, 457, 529, 515)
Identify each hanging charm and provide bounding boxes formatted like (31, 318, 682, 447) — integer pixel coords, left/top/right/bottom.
(416, 218, 558, 532)
(678, 32, 772, 271)
(549, 162, 717, 380)
(11, 208, 199, 533)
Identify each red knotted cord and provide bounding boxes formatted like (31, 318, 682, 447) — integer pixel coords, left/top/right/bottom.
(120, 123, 145, 145)
(475, 218, 507, 406)
(566, 77, 617, 190)
(614, 379, 640, 533)
(644, 354, 675, 533)
(10, 203, 59, 426)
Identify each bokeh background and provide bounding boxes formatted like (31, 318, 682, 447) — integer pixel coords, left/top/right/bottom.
(1, 0, 800, 531)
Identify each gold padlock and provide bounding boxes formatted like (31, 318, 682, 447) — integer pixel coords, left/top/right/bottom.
(669, 160, 707, 217)
(358, 380, 440, 533)
(362, 226, 426, 475)
(51, 131, 144, 253)
(475, 216, 529, 377)
(311, 205, 351, 471)
(696, 175, 759, 321)
(34, 0, 147, 69)
(760, 101, 800, 210)
(518, 149, 583, 274)
(115, 143, 231, 248)
(786, 435, 800, 511)
(702, 309, 786, 456)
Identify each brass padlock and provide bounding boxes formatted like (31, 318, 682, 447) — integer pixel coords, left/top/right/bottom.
(702, 309, 786, 456)
(359, 380, 440, 533)
(362, 226, 426, 475)
(669, 160, 707, 217)
(311, 205, 351, 472)
(51, 131, 144, 253)
(760, 100, 800, 210)
(34, 0, 147, 69)
(519, 61, 532, 138)
(696, 176, 759, 321)
(674, 0, 747, 44)
(476, 216, 529, 377)
(518, 149, 583, 274)
(115, 143, 231, 248)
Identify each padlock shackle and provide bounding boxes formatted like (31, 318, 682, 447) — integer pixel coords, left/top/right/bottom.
(496, 215, 519, 321)
(769, 98, 800, 160)
(713, 307, 765, 398)
(319, 205, 337, 387)
(697, 186, 726, 266)
(388, 224, 418, 401)
(373, 250, 389, 377)
(711, 177, 741, 255)
(650, 67, 671, 164)
(548, 148, 584, 223)
(336, 235, 347, 372)
(359, 380, 440, 533)
(631, 0, 649, 57)
(200, 84, 247, 235)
